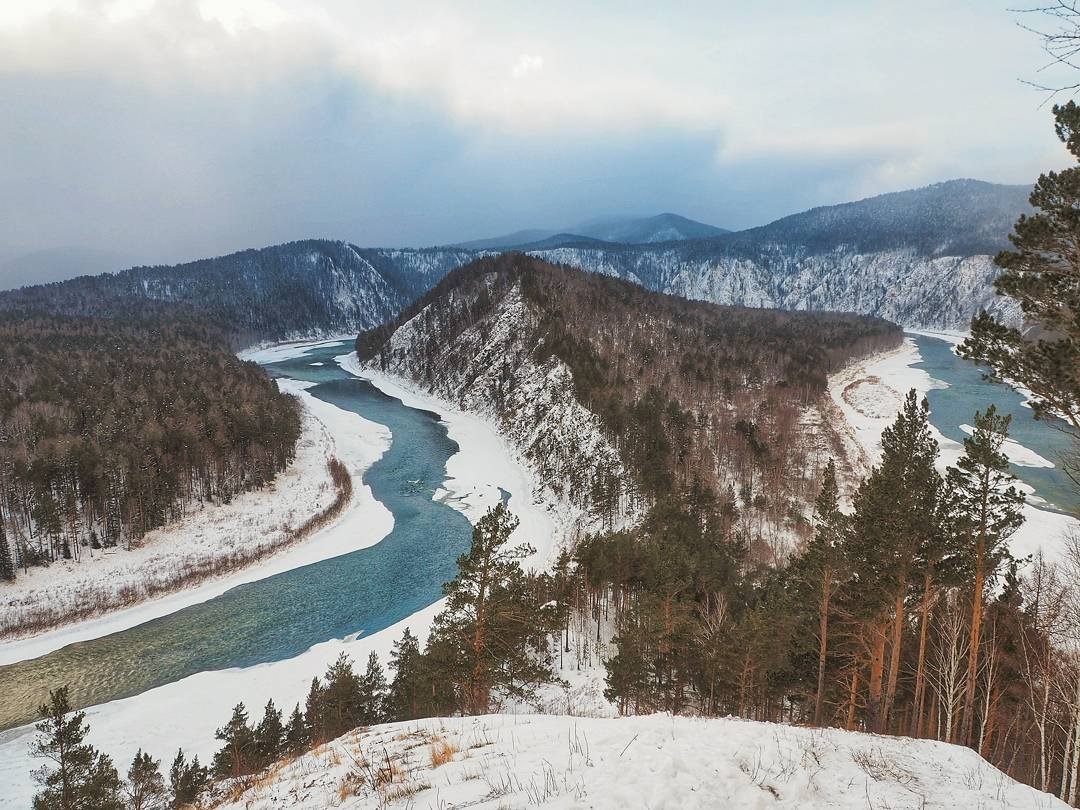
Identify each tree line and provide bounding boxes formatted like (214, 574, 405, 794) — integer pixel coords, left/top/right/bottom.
(0, 313, 301, 583)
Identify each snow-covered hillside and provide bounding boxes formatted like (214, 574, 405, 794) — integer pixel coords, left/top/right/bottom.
(362, 283, 630, 539)
(527, 246, 1017, 330)
(0, 181, 1030, 337)
(214, 713, 1066, 810)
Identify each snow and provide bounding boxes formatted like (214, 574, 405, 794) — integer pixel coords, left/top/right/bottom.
(354, 283, 635, 546)
(530, 246, 1019, 330)
(0, 337, 561, 808)
(335, 351, 562, 568)
(212, 713, 1066, 810)
(829, 336, 1079, 565)
(0, 381, 392, 666)
(237, 336, 358, 364)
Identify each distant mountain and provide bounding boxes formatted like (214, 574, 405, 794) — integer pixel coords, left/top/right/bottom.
(0, 179, 1032, 336)
(0, 240, 474, 346)
(525, 180, 1031, 329)
(574, 212, 730, 243)
(454, 229, 557, 251)
(731, 179, 1031, 256)
(454, 212, 728, 250)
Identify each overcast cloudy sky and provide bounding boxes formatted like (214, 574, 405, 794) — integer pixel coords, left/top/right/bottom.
(0, 1, 1072, 284)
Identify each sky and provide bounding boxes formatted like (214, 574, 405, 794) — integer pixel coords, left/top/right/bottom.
(0, 0, 1075, 286)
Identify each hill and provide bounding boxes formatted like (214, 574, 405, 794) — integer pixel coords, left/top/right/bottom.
(0, 179, 1032, 335)
(211, 713, 1066, 809)
(357, 253, 900, 555)
(0, 240, 474, 346)
(526, 180, 1030, 328)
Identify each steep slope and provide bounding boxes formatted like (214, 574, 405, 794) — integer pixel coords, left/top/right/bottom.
(213, 713, 1066, 810)
(357, 254, 900, 556)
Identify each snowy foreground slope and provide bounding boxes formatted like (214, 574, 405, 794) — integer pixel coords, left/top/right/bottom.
(216, 713, 1065, 810)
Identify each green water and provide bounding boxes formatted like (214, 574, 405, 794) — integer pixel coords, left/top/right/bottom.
(0, 341, 472, 730)
(913, 332, 1078, 516)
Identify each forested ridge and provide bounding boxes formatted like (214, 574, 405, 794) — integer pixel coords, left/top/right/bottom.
(0, 240, 473, 346)
(359, 253, 901, 555)
(0, 313, 301, 582)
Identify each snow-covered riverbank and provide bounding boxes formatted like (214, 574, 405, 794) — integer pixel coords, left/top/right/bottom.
(0, 339, 561, 809)
(829, 335, 1078, 564)
(0, 381, 391, 664)
(336, 352, 564, 568)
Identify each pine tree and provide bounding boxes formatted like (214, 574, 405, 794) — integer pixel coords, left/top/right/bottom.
(961, 102, 1080, 469)
(168, 750, 208, 809)
(211, 702, 257, 779)
(0, 518, 15, 581)
(359, 651, 389, 725)
(82, 752, 125, 810)
(388, 628, 424, 720)
(303, 676, 326, 744)
(846, 390, 941, 733)
(126, 750, 167, 810)
(283, 704, 308, 755)
(254, 699, 284, 769)
(321, 653, 363, 739)
(31, 686, 123, 810)
(948, 406, 1027, 746)
(427, 503, 559, 714)
(793, 458, 848, 726)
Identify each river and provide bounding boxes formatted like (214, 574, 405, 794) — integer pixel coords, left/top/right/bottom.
(912, 332, 1079, 517)
(0, 341, 473, 731)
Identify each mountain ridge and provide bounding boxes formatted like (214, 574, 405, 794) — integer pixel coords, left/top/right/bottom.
(0, 178, 1031, 334)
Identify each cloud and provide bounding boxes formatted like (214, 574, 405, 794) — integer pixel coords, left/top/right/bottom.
(511, 53, 543, 79)
(0, 0, 1073, 285)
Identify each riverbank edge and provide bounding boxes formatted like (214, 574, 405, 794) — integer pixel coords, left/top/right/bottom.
(0, 361, 393, 667)
(0, 337, 565, 808)
(335, 352, 568, 568)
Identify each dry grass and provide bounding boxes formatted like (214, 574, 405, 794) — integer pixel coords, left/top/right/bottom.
(429, 738, 458, 768)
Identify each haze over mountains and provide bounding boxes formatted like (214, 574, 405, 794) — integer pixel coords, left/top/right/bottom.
(0, 178, 1032, 334)
(455, 212, 730, 250)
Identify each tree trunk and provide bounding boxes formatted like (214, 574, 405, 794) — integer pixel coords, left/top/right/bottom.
(961, 527, 985, 747)
(846, 666, 859, 731)
(813, 573, 831, 726)
(868, 620, 887, 733)
(911, 572, 934, 738)
(882, 583, 908, 732)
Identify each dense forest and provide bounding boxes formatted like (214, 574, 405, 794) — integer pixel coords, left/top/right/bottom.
(0, 313, 301, 581)
(359, 253, 901, 558)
